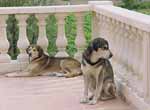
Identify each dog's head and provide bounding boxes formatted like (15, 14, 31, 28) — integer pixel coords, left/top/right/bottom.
(26, 45, 44, 61)
(83, 38, 113, 64)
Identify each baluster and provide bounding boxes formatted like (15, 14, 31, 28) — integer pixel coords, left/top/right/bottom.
(105, 17, 111, 41)
(127, 32, 134, 70)
(97, 14, 103, 38)
(122, 34, 127, 65)
(101, 16, 107, 38)
(74, 13, 86, 61)
(16, 15, 29, 62)
(128, 28, 136, 72)
(130, 28, 138, 73)
(0, 15, 11, 63)
(107, 18, 113, 50)
(124, 25, 130, 67)
(91, 12, 99, 39)
(96, 14, 101, 37)
(119, 23, 126, 63)
(115, 22, 121, 62)
(55, 13, 68, 57)
(142, 31, 150, 101)
(36, 14, 48, 52)
(121, 33, 126, 64)
(111, 20, 118, 59)
(133, 35, 139, 74)
(137, 32, 143, 79)
(117, 22, 124, 63)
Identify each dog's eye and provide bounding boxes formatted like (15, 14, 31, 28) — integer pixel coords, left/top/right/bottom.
(102, 47, 108, 50)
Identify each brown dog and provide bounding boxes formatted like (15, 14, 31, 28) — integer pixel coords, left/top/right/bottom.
(6, 45, 82, 78)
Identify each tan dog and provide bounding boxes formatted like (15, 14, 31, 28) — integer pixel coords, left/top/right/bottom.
(80, 38, 116, 105)
(6, 45, 82, 78)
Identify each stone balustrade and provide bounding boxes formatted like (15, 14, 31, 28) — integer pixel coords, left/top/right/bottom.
(0, 5, 89, 73)
(0, 1, 150, 109)
(91, 3, 150, 109)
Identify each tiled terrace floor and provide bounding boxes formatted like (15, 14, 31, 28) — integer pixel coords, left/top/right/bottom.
(0, 76, 135, 110)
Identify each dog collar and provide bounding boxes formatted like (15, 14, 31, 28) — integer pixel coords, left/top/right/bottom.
(82, 57, 106, 67)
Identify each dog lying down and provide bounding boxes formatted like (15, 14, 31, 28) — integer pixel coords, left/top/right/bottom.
(6, 45, 82, 78)
(80, 38, 116, 105)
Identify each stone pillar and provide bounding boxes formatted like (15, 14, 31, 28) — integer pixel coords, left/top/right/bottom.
(74, 13, 86, 61)
(91, 12, 99, 39)
(36, 14, 48, 52)
(0, 15, 11, 63)
(55, 13, 68, 57)
(16, 15, 29, 62)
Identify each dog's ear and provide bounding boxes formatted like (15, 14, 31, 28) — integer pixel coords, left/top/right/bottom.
(26, 46, 30, 54)
(37, 45, 44, 57)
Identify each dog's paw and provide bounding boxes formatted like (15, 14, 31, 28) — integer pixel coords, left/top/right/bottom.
(80, 97, 89, 104)
(88, 99, 97, 105)
(55, 73, 65, 77)
(5, 73, 18, 77)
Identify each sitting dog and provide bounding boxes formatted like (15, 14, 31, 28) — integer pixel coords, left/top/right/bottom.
(80, 38, 116, 105)
(6, 45, 82, 78)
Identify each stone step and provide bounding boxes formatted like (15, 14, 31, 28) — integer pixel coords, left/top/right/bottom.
(0, 76, 135, 110)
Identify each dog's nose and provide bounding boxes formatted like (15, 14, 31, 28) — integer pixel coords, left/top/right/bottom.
(109, 52, 113, 58)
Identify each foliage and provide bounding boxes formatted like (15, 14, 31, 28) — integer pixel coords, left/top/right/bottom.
(136, 8, 150, 15)
(65, 14, 77, 57)
(46, 15, 58, 56)
(6, 15, 19, 59)
(84, 12, 92, 45)
(27, 15, 38, 44)
(119, 0, 139, 9)
(118, 0, 150, 15)
(136, 1, 150, 9)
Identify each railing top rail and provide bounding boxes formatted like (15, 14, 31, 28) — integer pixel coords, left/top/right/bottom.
(0, 5, 90, 14)
(93, 5, 150, 32)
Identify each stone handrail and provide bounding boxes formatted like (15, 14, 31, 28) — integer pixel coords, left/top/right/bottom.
(90, 2, 150, 109)
(93, 5, 150, 32)
(0, 5, 89, 14)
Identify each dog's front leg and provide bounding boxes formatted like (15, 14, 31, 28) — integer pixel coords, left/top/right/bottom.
(80, 74, 90, 103)
(88, 72, 104, 105)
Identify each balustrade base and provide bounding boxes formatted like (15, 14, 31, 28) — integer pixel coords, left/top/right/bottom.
(55, 51, 69, 57)
(0, 61, 28, 74)
(112, 60, 150, 110)
(115, 77, 150, 110)
(17, 54, 29, 62)
(0, 54, 11, 63)
(74, 52, 82, 62)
